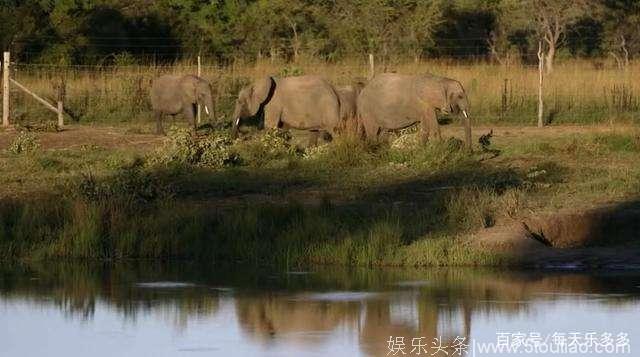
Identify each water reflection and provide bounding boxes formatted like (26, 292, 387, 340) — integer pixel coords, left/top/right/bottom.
(1, 262, 639, 356)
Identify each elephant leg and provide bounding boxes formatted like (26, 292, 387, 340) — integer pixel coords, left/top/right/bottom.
(264, 105, 282, 130)
(184, 104, 197, 134)
(308, 130, 320, 147)
(420, 110, 439, 144)
(363, 120, 380, 140)
(154, 111, 165, 135)
(430, 110, 442, 140)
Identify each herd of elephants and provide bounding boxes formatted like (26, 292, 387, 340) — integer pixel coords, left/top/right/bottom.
(149, 73, 472, 148)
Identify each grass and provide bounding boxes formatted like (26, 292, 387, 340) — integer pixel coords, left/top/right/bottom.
(1, 122, 640, 268)
(8, 59, 640, 128)
(2, 58, 639, 266)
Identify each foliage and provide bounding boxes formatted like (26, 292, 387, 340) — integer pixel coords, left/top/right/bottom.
(232, 129, 299, 168)
(151, 127, 237, 168)
(1, 1, 637, 63)
(75, 163, 171, 204)
(8, 132, 40, 155)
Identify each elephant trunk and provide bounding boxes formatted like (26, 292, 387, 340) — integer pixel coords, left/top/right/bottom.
(462, 110, 472, 150)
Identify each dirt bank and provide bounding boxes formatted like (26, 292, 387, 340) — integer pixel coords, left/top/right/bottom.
(475, 200, 640, 269)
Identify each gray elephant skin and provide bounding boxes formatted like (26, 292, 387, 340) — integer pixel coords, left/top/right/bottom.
(231, 75, 341, 144)
(357, 73, 472, 148)
(335, 80, 366, 134)
(150, 75, 215, 135)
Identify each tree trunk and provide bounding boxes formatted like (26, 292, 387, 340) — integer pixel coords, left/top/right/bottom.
(537, 42, 545, 128)
(545, 43, 555, 74)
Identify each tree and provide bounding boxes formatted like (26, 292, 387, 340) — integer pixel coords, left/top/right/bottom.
(327, 0, 442, 61)
(527, 0, 594, 73)
(397, 0, 443, 61)
(600, 0, 640, 69)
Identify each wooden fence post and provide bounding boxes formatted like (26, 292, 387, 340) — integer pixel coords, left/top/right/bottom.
(501, 78, 508, 117)
(57, 78, 65, 128)
(537, 42, 544, 128)
(2, 51, 9, 127)
(368, 53, 375, 80)
(57, 101, 64, 127)
(197, 55, 201, 125)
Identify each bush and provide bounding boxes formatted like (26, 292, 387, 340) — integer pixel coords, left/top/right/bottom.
(151, 127, 237, 168)
(388, 136, 468, 170)
(8, 132, 40, 154)
(304, 136, 378, 168)
(75, 164, 171, 204)
(233, 129, 299, 167)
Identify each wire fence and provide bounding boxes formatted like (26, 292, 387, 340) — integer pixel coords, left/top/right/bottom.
(3, 53, 639, 128)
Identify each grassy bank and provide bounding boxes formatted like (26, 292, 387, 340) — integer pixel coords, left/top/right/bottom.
(1, 124, 640, 267)
(9, 59, 640, 128)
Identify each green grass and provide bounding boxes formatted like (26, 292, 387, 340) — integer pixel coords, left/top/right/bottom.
(1, 124, 640, 267)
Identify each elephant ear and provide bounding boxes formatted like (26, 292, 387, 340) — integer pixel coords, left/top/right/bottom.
(442, 82, 453, 111)
(445, 80, 465, 108)
(249, 77, 274, 116)
(180, 76, 198, 104)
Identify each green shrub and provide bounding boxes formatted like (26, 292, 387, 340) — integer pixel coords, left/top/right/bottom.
(233, 129, 299, 167)
(151, 127, 237, 168)
(74, 165, 171, 204)
(304, 136, 378, 168)
(8, 132, 40, 154)
(388, 136, 468, 169)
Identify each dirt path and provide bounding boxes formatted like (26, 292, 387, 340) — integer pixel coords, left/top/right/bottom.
(0, 125, 164, 151)
(1, 123, 635, 152)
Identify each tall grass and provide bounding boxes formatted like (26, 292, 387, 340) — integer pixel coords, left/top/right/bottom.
(10, 59, 640, 126)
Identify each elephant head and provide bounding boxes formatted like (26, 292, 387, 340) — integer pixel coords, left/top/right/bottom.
(182, 76, 215, 119)
(442, 79, 472, 149)
(198, 80, 215, 119)
(231, 77, 275, 138)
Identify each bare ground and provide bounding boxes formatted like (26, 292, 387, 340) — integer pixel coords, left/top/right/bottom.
(0, 124, 164, 151)
(0, 123, 632, 152)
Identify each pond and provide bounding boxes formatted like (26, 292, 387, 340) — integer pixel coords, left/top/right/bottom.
(1, 262, 638, 356)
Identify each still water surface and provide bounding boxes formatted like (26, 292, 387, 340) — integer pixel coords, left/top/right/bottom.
(1, 262, 639, 357)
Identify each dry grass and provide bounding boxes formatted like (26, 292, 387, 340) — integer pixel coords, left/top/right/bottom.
(9, 59, 639, 127)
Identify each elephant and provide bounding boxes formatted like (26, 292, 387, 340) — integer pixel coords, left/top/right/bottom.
(335, 79, 366, 135)
(231, 75, 341, 146)
(357, 73, 472, 148)
(149, 74, 215, 135)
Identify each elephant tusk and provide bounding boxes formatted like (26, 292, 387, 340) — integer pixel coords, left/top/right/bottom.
(234, 117, 240, 126)
(204, 106, 210, 115)
(463, 110, 468, 118)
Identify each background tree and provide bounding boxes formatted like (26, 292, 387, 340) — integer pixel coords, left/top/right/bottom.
(0, 0, 631, 65)
(527, 0, 595, 73)
(599, 0, 640, 69)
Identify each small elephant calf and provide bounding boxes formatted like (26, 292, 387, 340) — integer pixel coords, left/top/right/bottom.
(150, 74, 215, 135)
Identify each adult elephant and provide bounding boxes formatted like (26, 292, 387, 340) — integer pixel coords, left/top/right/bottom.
(231, 75, 341, 145)
(150, 74, 215, 135)
(357, 73, 472, 148)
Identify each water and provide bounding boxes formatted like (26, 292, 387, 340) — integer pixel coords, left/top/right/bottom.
(1, 262, 639, 357)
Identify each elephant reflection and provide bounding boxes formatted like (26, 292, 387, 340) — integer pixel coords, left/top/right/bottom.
(235, 294, 360, 344)
(234, 292, 472, 356)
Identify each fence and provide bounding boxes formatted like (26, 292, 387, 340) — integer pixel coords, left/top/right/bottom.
(2, 54, 639, 129)
(2, 52, 66, 128)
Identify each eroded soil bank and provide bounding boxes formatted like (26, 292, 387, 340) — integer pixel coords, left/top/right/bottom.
(475, 200, 640, 269)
